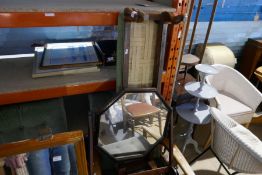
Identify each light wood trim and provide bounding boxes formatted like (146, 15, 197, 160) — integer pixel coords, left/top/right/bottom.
(252, 112, 262, 124)
(75, 138, 88, 175)
(0, 80, 116, 105)
(204, 135, 211, 149)
(0, 158, 5, 175)
(148, 161, 158, 169)
(0, 131, 83, 156)
(251, 117, 262, 124)
(129, 167, 169, 175)
(163, 139, 195, 175)
(171, 144, 195, 175)
(0, 131, 88, 175)
(142, 126, 160, 140)
(244, 122, 250, 128)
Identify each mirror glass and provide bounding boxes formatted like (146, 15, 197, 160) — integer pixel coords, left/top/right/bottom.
(98, 92, 168, 160)
(0, 144, 78, 175)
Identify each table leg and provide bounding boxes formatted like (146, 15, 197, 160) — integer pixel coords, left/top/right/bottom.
(131, 119, 135, 136)
(182, 123, 201, 154)
(157, 113, 162, 135)
(184, 65, 188, 79)
(200, 74, 205, 87)
(193, 98, 200, 112)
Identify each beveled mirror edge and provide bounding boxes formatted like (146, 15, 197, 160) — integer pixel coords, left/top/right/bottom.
(94, 88, 172, 163)
(94, 90, 126, 145)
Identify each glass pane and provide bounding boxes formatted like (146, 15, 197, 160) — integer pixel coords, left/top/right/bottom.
(98, 92, 168, 160)
(0, 144, 78, 175)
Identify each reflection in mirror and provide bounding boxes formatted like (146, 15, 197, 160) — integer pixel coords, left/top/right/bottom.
(98, 92, 168, 160)
(1, 144, 78, 175)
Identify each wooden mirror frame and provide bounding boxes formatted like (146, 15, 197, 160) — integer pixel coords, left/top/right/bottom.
(0, 131, 88, 175)
(94, 88, 175, 174)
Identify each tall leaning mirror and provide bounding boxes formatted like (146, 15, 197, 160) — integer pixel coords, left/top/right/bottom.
(95, 88, 172, 174)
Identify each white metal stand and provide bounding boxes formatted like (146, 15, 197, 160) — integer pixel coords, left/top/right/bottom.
(176, 64, 218, 154)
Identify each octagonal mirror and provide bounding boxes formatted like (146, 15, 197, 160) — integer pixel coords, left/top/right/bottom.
(96, 89, 171, 162)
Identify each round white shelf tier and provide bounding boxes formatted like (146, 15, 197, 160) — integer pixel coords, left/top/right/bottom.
(176, 101, 211, 125)
(195, 64, 218, 75)
(181, 54, 200, 65)
(184, 82, 218, 99)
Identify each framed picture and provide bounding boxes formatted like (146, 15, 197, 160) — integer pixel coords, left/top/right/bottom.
(41, 42, 101, 69)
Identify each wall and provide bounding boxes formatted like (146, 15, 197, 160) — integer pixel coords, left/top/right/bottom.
(186, 21, 262, 58)
(186, 0, 262, 63)
(192, 0, 262, 21)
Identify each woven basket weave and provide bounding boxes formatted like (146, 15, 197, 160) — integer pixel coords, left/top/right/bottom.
(128, 20, 158, 87)
(211, 108, 262, 174)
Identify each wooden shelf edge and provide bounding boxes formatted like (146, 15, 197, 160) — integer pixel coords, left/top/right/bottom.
(0, 12, 119, 27)
(0, 80, 116, 105)
(0, 130, 84, 157)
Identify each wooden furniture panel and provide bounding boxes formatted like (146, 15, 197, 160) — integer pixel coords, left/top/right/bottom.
(240, 38, 262, 79)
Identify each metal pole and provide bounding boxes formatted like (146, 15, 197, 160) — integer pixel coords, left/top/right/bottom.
(199, 0, 218, 62)
(169, 110, 174, 166)
(88, 112, 94, 175)
(188, 0, 203, 53)
(178, 0, 195, 64)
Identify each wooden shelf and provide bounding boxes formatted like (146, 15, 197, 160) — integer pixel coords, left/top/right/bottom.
(0, 0, 175, 104)
(0, 12, 119, 27)
(0, 0, 175, 27)
(0, 57, 116, 105)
